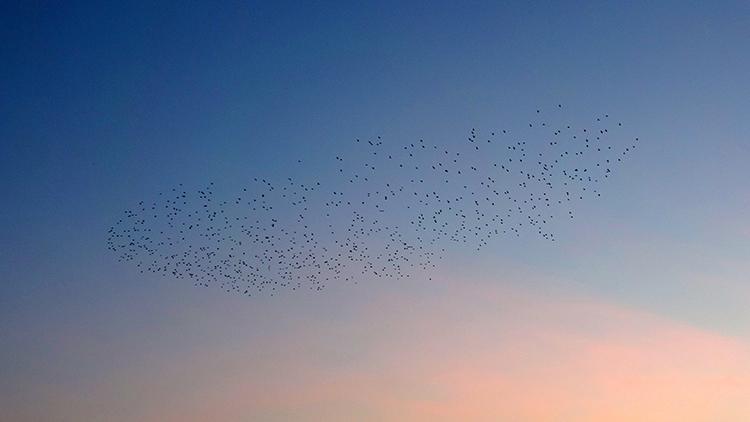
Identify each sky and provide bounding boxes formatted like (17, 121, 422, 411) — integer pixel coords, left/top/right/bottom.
(1, 1, 749, 420)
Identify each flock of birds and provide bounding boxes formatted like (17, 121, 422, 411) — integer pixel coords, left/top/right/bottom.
(107, 106, 639, 296)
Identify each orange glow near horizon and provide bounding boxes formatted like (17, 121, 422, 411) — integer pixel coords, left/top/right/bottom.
(52, 279, 746, 422)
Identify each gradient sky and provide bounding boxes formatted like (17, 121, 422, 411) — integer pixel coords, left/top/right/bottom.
(2, 1, 749, 421)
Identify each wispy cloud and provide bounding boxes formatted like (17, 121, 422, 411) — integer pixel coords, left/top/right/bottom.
(111, 279, 750, 421)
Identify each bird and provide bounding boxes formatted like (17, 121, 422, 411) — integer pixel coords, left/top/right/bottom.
(106, 105, 639, 296)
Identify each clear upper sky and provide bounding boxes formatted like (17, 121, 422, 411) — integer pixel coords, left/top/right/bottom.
(2, 1, 749, 420)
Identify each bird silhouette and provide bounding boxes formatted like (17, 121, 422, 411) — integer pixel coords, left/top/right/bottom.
(107, 106, 639, 296)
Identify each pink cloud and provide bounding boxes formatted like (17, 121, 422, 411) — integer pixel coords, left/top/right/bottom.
(13, 279, 750, 421)
(139, 280, 750, 421)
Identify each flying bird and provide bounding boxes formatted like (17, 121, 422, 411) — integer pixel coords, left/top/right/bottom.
(107, 106, 639, 296)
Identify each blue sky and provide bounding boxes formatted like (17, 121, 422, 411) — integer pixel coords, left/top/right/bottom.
(1, 1, 749, 420)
